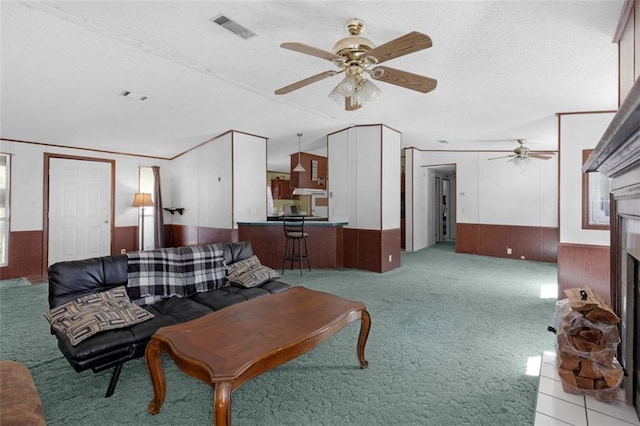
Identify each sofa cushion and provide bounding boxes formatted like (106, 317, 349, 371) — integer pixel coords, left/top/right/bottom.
(190, 287, 264, 310)
(226, 255, 281, 288)
(221, 240, 254, 265)
(145, 296, 213, 323)
(44, 287, 154, 346)
(48, 255, 128, 308)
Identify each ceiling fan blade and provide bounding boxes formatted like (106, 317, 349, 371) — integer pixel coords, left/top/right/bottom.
(363, 31, 432, 64)
(371, 66, 437, 93)
(488, 154, 516, 160)
(274, 71, 337, 95)
(529, 153, 554, 160)
(280, 42, 345, 63)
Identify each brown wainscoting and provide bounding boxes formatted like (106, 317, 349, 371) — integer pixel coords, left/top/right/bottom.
(169, 225, 199, 247)
(456, 223, 479, 254)
(112, 226, 137, 254)
(354, 229, 382, 272)
(540, 227, 560, 263)
(238, 224, 344, 270)
(343, 228, 401, 273)
(167, 225, 236, 248)
(343, 228, 359, 269)
(381, 228, 401, 273)
(197, 227, 236, 245)
(0, 230, 44, 280)
(557, 243, 610, 305)
(456, 223, 558, 263)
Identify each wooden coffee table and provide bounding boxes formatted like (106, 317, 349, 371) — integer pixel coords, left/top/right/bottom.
(145, 286, 371, 425)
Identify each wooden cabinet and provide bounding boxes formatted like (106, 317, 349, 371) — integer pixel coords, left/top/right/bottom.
(290, 152, 327, 189)
(271, 179, 292, 199)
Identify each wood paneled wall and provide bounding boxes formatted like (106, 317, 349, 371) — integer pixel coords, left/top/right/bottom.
(456, 223, 558, 263)
(169, 225, 236, 248)
(344, 228, 401, 273)
(238, 224, 344, 270)
(1, 225, 236, 280)
(112, 226, 137, 255)
(557, 243, 610, 305)
(0, 230, 43, 280)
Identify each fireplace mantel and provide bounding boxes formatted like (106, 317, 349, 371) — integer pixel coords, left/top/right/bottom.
(583, 77, 640, 177)
(581, 75, 640, 412)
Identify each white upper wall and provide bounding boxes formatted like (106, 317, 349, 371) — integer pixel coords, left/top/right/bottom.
(233, 132, 267, 225)
(559, 112, 614, 245)
(407, 149, 559, 251)
(166, 131, 267, 229)
(328, 125, 401, 230)
(1, 139, 170, 231)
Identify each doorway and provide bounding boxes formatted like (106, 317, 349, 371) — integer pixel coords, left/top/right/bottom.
(430, 165, 456, 244)
(44, 154, 114, 269)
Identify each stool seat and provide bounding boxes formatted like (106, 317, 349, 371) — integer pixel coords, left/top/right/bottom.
(285, 231, 308, 238)
(282, 216, 311, 275)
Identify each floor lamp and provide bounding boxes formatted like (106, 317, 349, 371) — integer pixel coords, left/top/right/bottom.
(132, 193, 154, 251)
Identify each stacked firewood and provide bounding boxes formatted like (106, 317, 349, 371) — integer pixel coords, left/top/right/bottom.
(555, 287, 623, 402)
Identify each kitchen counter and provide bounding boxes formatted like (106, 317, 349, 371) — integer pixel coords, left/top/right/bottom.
(241, 218, 344, 226)
(237, 220, 347, 270)
(265, 215, 330, 222)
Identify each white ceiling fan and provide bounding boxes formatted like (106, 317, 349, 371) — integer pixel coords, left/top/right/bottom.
(488, 139, 556, 162)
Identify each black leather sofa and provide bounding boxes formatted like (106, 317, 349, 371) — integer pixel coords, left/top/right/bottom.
(47, 241, 290, 397)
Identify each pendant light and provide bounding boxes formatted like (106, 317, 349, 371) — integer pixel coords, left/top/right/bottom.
(293, 133, 306, 172)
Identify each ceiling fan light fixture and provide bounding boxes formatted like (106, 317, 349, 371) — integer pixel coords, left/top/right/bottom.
(349, 92, 361, 109)
(293, 133, 306, 173)
(337, 75, 356, 96)
(328, 84, 343, 103)
(361, 79, 380, 101)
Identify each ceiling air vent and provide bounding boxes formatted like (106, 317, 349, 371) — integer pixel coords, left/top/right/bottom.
(211, 14, 255, 39)
(120, 90, 148, 101)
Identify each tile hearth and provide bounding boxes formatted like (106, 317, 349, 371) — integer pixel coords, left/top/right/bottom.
(534, 351, 640, 425)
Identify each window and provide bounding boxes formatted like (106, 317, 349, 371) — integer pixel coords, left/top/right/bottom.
(0, 154, 10, 266)
(582, 149, 610, 230)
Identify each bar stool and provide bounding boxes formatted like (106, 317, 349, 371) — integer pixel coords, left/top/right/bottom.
(282, 215, 311, 275)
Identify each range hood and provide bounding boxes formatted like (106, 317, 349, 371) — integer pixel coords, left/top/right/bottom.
(292, 188, 326, 195)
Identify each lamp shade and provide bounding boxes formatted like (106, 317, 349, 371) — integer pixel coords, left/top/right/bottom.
(132, 193, 154, 207)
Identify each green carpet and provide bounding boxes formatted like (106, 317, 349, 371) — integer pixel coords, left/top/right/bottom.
(0, 242, 557, 425)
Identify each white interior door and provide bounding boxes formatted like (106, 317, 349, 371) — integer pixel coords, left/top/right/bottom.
(48, 158, 112, 265)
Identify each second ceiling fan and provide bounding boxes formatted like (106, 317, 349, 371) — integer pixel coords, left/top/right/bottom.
(488, 139, 556, 162)
(274, 18, 437, 111)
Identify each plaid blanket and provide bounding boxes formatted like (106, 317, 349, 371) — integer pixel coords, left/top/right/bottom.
(126, 244, 226, 306)
(180, 244, 227, 295)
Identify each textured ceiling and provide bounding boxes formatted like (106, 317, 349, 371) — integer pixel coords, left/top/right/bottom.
(0, 1, 623, 172)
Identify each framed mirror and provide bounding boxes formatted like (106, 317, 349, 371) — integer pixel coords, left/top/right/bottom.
(582, 149, 610, 230)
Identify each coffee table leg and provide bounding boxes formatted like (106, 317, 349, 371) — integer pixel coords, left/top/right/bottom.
(214, 381, 232, 426)
(145, 338, 166, 415)
(357, 308, 371, 369)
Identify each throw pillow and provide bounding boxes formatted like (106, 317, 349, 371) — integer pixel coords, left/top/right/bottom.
(226, 255, 261, 279)
(227, 255, 280, 288)
(44, 286, 154, 346)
